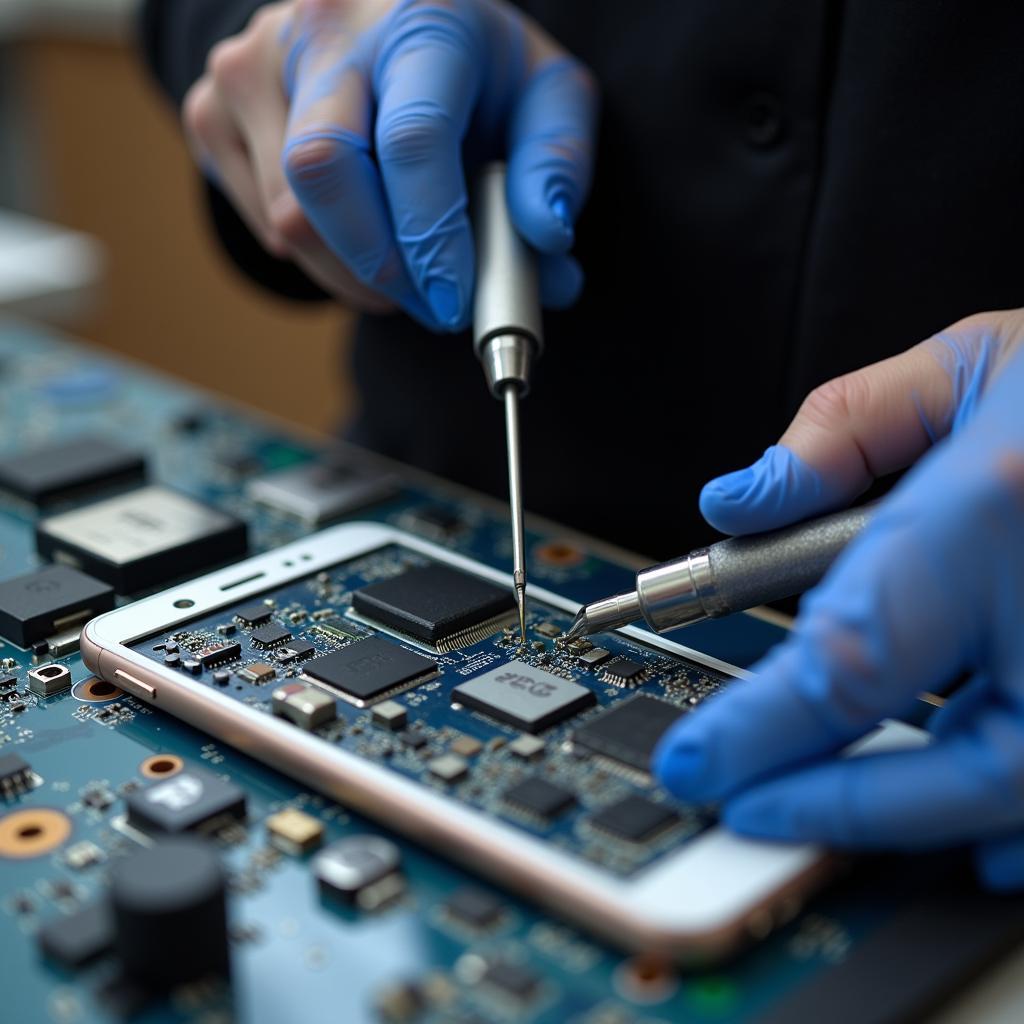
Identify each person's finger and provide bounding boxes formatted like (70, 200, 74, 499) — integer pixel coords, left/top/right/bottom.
(372, 1, 483, 330)
(537, 252, 583, 309)
(283, 11, 434, 325)
(183, 77, 278, 252)
(654, 499, 970, 803)
(976, 833, 1024, 891)
(720, 706, 1024, 849)
(700, 340, 957, 535)
(506, 55, 598, 254)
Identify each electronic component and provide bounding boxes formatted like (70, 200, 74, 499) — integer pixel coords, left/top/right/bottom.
(28, 663, 71, 697)
(0, 752, 33, 795)
(235, 603, 272, 626)
(238, 663, 277, 685)
(590, 795, 681, 842)
(573, 695, 684, 772)
(0, 565, 113, 647)
(37, 902, 114, 968)
(507, 734, 545, 761)
(247, 461, 398, 525)
(0, 436, 144, 506)
(428, 753, 469, 784)
(352, 564, 516, 652)
(250, 623, 291, 647)
(313, 835, 404, 910)
(110, 838, 229, 990)
(450, 735, 483, 757)
(444, 887, 504, 930)
(578, 647, 612, 668)
(125, 766, 246, 834)
(410, 505, 462, 536)
(504, 776, 576, 820)
(272, 683, 336, 730)
(601, 656, 646, 685)
(535, 622, 561, 638)
(197, 641, 241, 668)
(302, 636, 438, 707)
(275, 640, 316, 663)
(452, 662, 595, 733)
(400, 729, 428, 750)
(266, 807, 324, 855)
(372, 700, 408, 731)
(311, 622, 361, 644)
(36, 486, 247, 592)
(481, 961, 541, 1003)
(64, 840, 105, 870)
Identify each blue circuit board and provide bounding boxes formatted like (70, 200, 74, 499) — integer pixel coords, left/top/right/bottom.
(0, 320, 970, 1024)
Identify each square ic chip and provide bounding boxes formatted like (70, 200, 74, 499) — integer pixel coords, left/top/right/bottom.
(453, 662, 595, 734)
(0, 436, 145, 506)
(590, 795, 680, 842)
(504, 776, 576, 820)
(0, 564, 113, 647)
(352, 563, 515, 651)
(573, 695, 684, 772)
(36, 486, 247, 592)
(125, 766, 246, 834)
(302, 636, 437, 707)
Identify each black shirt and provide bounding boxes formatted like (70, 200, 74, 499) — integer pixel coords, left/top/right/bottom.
(141, 0, 1024, 558)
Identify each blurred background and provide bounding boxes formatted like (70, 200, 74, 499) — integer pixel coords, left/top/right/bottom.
(0, 0, 353, 434)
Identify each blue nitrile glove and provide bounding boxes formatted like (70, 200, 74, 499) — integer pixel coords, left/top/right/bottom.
(286, 0, 599, 330)
(655, 310, 1024, 890)
(184, 0, 596, 329)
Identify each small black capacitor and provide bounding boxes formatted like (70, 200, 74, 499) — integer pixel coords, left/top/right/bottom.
(110, 837, 229, 989)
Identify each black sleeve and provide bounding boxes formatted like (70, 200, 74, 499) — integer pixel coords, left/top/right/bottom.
(139, 0, 328, 302)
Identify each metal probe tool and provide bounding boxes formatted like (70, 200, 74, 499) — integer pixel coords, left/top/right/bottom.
(473, 162, 543, 643)
(562, 504, 874, 641)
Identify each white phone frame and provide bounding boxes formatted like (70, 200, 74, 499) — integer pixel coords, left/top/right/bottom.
(83, 521, 833, 962)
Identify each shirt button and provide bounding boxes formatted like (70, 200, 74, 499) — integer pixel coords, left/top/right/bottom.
(743, 93, 785, 147)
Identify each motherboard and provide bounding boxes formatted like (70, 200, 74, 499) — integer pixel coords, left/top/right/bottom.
(2, 320, 1022, 1024)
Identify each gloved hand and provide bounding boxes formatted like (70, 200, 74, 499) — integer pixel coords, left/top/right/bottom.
(654, 309, 1024, 890)
(183, 0, 597, 330)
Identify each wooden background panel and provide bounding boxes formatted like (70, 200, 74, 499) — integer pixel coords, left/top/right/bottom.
(18, 36, 354, 436)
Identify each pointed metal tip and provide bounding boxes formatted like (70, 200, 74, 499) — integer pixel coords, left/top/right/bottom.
(515, 583, 527, 645)
(561, 611, 588, 643)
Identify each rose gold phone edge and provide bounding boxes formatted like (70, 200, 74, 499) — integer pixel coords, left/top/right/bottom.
(81, 521, 839, 964)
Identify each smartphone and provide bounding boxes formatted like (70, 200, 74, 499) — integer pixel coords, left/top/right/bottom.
(82, 522, 901, 962)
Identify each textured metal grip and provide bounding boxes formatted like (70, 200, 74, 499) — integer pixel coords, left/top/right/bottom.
(703, 504, 874, 617)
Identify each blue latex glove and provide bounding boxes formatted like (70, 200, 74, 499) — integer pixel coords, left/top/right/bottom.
(280, 0, 596, 329)
(655, 311, 1024, 889)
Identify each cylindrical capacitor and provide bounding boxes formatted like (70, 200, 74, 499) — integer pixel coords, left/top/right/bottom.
(110, 837, 229, 990)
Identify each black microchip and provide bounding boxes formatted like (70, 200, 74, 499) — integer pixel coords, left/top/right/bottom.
(250, 624, 291, 647)
(235, 603, 272, 626)
(0, 436, 145, 505)
(400, 729, 428, 750)
(601, 656, 646, 684)
(303, 636, 437, 705)
(590, 795, 681, 842)
(0, 565, 113, 647)
(352, 564, 515, 646)
(445, 887, 504, 929)
(573, 695, 685, 772)
(504, 776, 576, 819)
(37, 902, 114, 968)
(0, 751, 32, 792)
(276, 640, 316, 662)
(198, 641, 241, 668)
(125, 766, 246, 834)
(482, 961, 541, 1002)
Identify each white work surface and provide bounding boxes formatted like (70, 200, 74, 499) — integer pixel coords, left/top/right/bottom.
(0, 209, 103, 323)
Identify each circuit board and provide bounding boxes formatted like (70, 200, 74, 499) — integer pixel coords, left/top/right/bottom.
(1, 319, 1016, 1024)
(131, 541, 726, 880)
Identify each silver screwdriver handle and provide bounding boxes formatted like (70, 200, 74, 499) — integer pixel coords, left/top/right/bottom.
(473, 162, 543, 397)
(637, 504, 874, 633)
